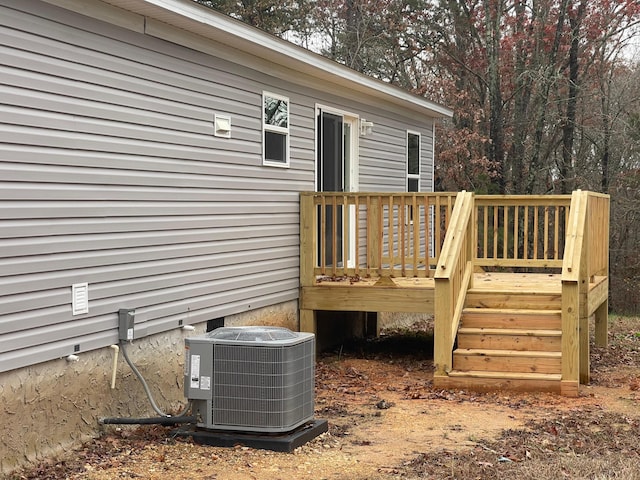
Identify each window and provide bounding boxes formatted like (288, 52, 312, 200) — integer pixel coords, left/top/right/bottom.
(263, 92, 289, 166)
(407, 131, 421, 222)
(407, 131, 420, 192)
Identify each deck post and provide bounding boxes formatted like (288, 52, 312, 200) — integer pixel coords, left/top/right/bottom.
(579, 311, 590, 385)
(561, 190, 588, 396)
(434, 276, 452, 376)
(594, 300, 608, 347)
(299, 193, 317, 334)
(593, 193, 610, 349)
(299, 309, 317, 334)
(561, 280, 580, 396)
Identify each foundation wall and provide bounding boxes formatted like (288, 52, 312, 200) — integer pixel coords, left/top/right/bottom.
(377, 312, 433, 331)
(0, 301, 298, 476)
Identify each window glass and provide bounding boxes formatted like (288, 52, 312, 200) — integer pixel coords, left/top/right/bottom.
(264, 96, 288, 128)
(407, 131, 421, 191)
(263, 92, 289, 166)
(407, 132, 420, 176)
(265, 131, 287, 163)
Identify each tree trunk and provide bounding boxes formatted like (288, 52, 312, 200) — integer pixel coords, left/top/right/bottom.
(508, 0, 533, 194)
(560, 1, 586, 194)
(527, 0, 570, 194)
(483, 0, 505, 193)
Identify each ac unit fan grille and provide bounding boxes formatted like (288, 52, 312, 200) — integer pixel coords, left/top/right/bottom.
(211, 341, 314, 430)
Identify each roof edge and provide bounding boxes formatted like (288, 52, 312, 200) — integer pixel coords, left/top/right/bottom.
(44, 0, 453, 118)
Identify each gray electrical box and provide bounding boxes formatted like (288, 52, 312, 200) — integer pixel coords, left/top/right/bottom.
(184, 326, 315, 433)
(118, 309, 135, 341)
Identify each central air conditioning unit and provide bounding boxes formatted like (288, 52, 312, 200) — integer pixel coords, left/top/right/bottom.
(184, 326, 315, 433)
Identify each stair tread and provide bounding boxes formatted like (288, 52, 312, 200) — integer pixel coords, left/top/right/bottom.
(467, 287, 561, 294)
(458, 327, 562, 336)
(454, 348, 561, 358)
(463, 308, 561, 315)
(448, 370, 562, 381)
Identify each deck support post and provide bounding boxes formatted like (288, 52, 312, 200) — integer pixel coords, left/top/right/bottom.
(299, 309, 317, 335)
(433, 277, 452, 376)
(594, 300, 608, 348)
(579, 312, 590, 385)
(561, 280, 580, 397)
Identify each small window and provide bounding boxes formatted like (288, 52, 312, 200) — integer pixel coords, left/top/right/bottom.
(263, 92, 289, 167)
(407, 131, 421, 222)
(407, 131, 420, 192)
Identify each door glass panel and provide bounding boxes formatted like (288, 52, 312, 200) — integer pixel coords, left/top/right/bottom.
(318, 111, 344, 267)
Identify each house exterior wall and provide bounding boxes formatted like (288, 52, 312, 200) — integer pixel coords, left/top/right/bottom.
(0, 0, 438, 472)
(1, 0, 436, 375)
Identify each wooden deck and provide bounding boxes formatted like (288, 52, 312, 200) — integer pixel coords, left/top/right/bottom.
(299, 191, 610, 396)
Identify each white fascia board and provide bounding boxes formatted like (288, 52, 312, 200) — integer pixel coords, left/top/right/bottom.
(46, 0, 453, 118)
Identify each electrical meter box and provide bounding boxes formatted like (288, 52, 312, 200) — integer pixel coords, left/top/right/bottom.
(184, 326, 315, 433)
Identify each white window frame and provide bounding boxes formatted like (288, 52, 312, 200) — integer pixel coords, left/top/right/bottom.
(407, 130, 421, 192)
(262, 91, 290, 167)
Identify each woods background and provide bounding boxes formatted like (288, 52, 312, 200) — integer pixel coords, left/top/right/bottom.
(197, 0, 640, 313)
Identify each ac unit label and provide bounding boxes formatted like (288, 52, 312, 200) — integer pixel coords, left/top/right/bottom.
(190, 354, 200, 389)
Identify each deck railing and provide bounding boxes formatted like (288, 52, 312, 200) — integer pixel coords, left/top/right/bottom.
(299, 192, 457, 280)
(300, 189, 609, 396)
(474, 195, 572, 269)
(302, 192, 578, 279)
(434, 191, 474, 376)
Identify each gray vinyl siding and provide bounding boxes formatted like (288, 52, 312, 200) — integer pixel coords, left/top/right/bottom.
(358, 119, 434, 192)
(0, 0, 437, 373)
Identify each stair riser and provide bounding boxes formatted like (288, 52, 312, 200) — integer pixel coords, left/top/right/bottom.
(453, 354, 561, 374)
(461, 312, 561, 330)
(465, 293, 561, 310)
(434, 375, 561, 394)
(457, 334, 561, 352)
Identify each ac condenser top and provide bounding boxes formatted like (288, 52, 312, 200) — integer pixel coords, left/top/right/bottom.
(185, 326, 315, 433)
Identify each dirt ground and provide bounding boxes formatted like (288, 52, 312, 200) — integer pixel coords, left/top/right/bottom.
(8, 317, 640, 480)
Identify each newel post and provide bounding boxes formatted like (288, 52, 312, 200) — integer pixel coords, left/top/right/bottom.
(560, 190, 587, 397)
(434, 275, 453, 376)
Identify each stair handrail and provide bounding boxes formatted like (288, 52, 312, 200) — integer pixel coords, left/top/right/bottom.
(434, 190, 475, 376)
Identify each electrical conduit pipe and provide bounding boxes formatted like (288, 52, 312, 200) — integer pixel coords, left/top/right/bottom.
(110, 345, 119, 389)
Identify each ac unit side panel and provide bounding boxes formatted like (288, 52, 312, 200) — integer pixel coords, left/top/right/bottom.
(184, 337, 214, 400)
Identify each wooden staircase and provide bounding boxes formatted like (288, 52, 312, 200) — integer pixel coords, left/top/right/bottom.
(444, 287, 564, 393)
